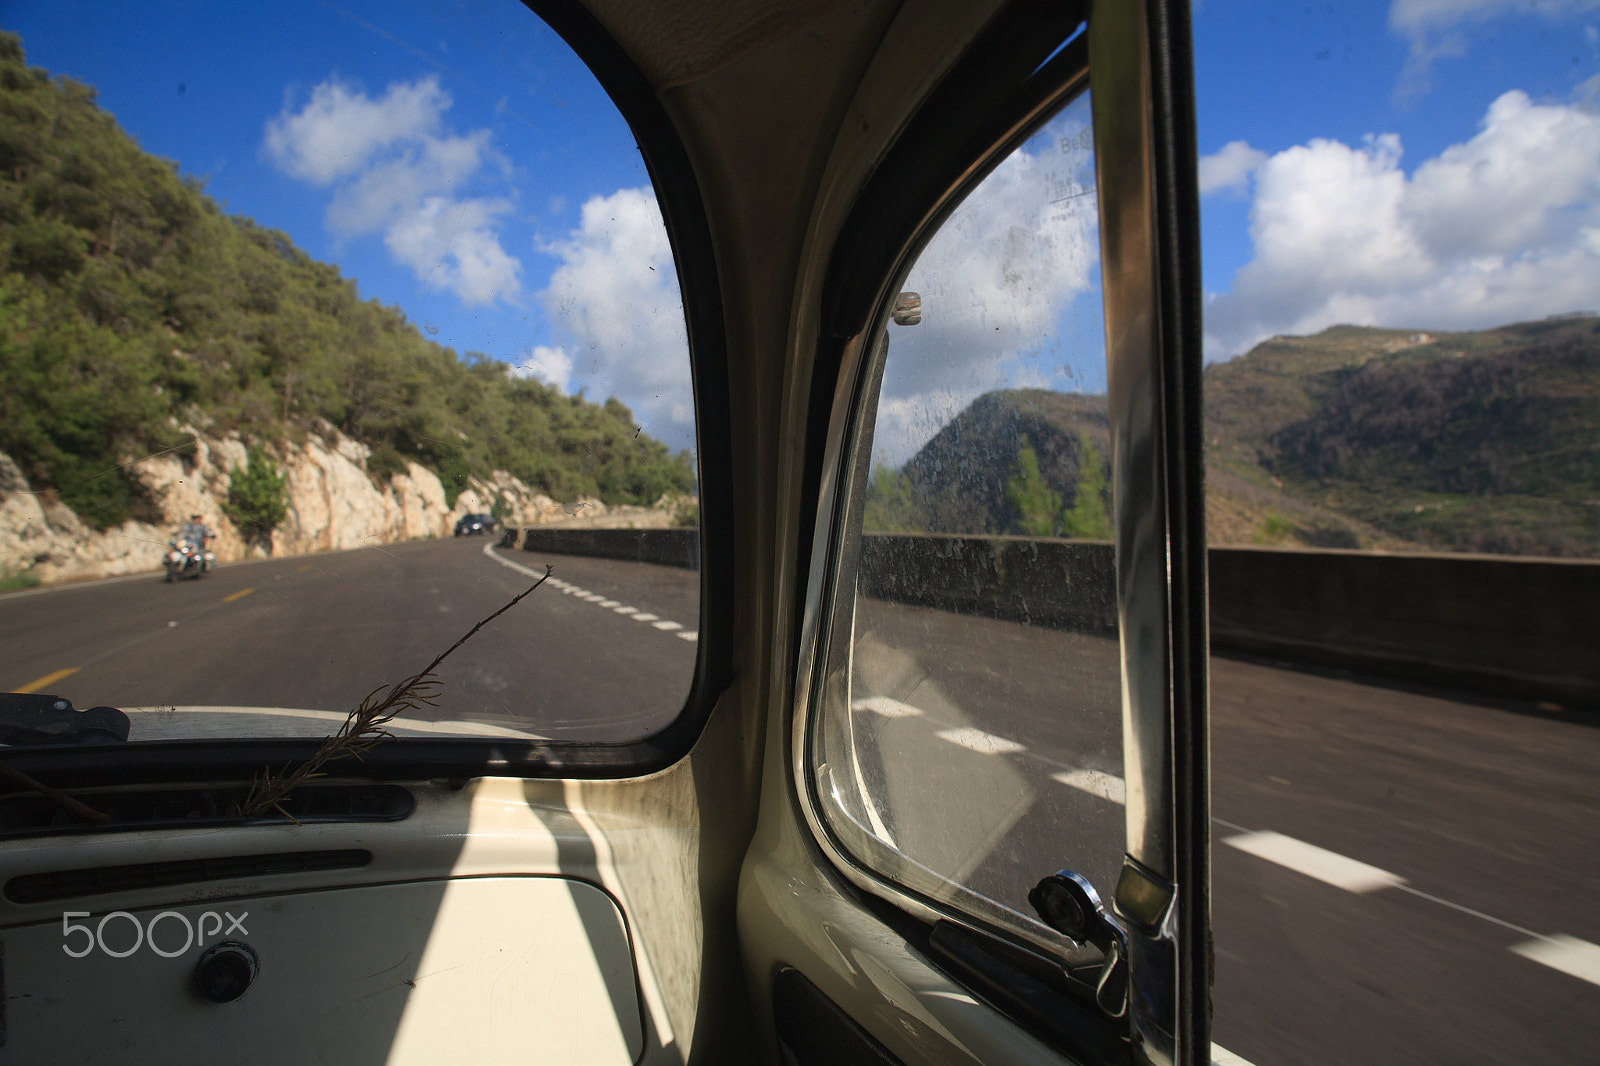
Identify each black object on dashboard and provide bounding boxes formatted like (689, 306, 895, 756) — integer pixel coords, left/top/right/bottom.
(0, 692, 129, 745)
(195, 940, 260, 1003)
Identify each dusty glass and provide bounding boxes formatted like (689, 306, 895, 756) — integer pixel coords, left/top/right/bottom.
(812, 92, 1125, 950)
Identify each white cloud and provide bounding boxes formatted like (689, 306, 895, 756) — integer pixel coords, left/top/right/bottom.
(1388, 0, 1600, 99)
(537, 187, 693, 449)
(263, 77, 446, 184)
(532, 103, 1102, 462)
(265, 76, 520, 307)
(383, 196, 520, 306)
(511, 345, 572, 392)
(324, 129, 493, 236)
(871, 104, 1102, 465)
(1205, 90, 1600, 360)
(1199, 140, 1268, 197)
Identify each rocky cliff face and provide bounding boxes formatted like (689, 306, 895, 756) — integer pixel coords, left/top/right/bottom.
(1, 424, 569, 586)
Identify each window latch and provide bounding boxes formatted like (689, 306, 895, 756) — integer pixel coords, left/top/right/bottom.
(1028, 869, 1128, 1018)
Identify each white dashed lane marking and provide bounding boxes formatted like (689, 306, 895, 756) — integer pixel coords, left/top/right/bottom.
(853, 696, 926, 718)
(934, 727, 1026, 755)
(1511, 935, 1600, 988)
(1223, 830, 1406, 894)
(1053, 769, 1127, 805)
(481, 543, 696, 641)
(1211, 1045, 1259, 1066)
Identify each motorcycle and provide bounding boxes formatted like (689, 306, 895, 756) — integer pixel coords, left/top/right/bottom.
(164, 538, 214, 582)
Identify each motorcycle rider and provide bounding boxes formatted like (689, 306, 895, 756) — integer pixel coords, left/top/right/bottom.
(178, 514, 214, 572)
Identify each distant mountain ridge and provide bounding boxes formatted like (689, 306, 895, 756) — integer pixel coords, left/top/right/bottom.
(1207, 315, 1600, 557)
(867, 315, 1600, 558)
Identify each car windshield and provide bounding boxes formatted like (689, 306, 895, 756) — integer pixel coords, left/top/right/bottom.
(0, 1, 701, 748)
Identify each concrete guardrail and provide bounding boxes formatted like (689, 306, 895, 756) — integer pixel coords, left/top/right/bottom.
(515, 526, 699, 571)
(510, 527, 1598, 708)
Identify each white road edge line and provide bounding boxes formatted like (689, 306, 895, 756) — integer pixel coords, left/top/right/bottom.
(1224, 830, 1406, 894)
(1510, 934, 1600, 987)
(1053, 769, 1127, 805)
(1211, 1044, 1259, 1066)
(934, 727, 1025, 755)
(481, 543, 696, 638)
(480, 540, 548, 580)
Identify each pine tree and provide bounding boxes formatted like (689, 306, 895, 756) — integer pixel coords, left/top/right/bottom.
(1007, 440, 1062, 537)
(1061, 432, 1112, 540)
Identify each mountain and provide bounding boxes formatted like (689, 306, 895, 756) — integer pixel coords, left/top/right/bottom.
(1207, 316, 1600, 557)
(866, 315, 1599, 558)
(0, 33, 692, 536)
(864, 388, 1111, 537)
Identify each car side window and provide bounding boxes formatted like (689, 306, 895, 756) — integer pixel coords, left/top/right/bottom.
(809, 91, 1122, 952)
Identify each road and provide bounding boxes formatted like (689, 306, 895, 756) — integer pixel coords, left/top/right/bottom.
(4, 538, 1597, 1063)
(1, 537, 697, 742)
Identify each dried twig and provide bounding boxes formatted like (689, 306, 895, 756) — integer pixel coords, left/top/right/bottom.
(0, 761, 110, 823)
(240, 565, 552, 817)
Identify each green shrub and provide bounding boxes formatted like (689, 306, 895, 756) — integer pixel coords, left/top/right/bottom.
(671, 498, 700, 528)
(1253, 511, 1294, 545)
(223, 444, 287, 544)
(0, 567, 41, 593)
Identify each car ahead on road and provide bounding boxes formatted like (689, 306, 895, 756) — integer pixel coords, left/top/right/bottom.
(452, 513, 497, 537)
(0, 2, 1210, 1063)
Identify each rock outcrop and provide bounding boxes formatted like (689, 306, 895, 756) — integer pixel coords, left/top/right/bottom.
(0, 424, 574, 586)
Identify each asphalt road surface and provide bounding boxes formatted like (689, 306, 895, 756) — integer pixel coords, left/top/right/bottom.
(4, 538, 1597, 1063)
(2, 537, 698, 741)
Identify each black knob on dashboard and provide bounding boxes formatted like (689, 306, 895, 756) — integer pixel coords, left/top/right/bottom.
(194, 940, 259, 1002)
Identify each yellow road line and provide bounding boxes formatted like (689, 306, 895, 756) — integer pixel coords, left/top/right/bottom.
(13, 667, 78, 694)
(222, 587, 255, 603)
(297, 565, 314, 572)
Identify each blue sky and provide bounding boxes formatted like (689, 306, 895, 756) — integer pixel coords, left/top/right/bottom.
(4, 0, 1598, 454)
(1193, 0, 1600, 358)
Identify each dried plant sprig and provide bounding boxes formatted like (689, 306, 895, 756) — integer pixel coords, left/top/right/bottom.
(0, 761, 110, 823)
(241, 565, 553, 818)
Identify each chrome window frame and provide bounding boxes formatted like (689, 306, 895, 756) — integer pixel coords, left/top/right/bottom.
(791, 2, 1208, 1061)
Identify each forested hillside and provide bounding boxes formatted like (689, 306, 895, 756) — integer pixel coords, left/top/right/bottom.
(0, 33, 692, 531)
